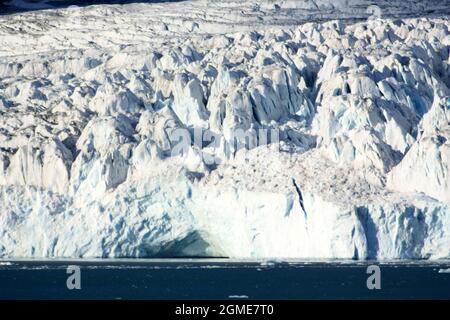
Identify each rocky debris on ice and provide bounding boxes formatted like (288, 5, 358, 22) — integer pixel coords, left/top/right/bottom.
(0, 0, 449, 259)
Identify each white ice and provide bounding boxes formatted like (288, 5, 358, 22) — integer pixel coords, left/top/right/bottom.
(0, 0, 449, 259)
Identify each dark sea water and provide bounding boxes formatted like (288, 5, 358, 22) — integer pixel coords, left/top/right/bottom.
(0, 260, 449, 300)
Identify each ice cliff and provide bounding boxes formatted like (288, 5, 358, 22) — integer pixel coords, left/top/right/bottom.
(0, 0, 449, 259)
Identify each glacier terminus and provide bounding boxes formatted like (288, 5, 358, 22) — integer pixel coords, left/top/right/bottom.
(0, 0, 449, 260)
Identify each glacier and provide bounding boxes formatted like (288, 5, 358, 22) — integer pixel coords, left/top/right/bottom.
(0, 0, 449, 259)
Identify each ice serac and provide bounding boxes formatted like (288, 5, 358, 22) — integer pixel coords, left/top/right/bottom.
(388, 98, 450, 204)
(0, 138, 72, 194)
(69, 115, 135, 201)
(0, 0, 449, 259)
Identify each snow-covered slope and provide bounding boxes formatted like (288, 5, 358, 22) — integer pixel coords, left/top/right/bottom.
(0, 0, 449, 259)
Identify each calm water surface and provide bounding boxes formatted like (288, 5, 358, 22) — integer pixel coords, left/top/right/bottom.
(0, 259, 449, 299)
